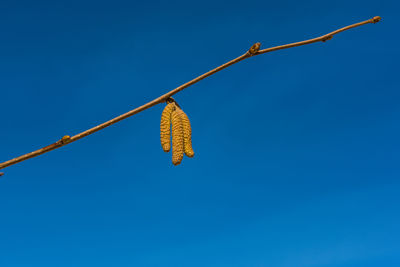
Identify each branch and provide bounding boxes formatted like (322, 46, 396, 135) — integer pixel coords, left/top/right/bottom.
(0, 16, 381, 174)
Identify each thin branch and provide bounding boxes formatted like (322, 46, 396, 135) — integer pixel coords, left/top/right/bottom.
(0, 16, 381, 173)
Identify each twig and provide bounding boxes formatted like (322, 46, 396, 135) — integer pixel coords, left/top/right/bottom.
(0, 16, 381, 173)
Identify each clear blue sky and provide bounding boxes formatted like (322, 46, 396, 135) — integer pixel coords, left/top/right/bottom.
(0, 0, 398, 266)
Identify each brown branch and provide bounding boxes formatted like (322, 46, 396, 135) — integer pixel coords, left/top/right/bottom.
(0, 16, 381, 173)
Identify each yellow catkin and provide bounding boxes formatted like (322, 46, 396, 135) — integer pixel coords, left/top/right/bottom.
(176, 108, 194, 158)
(171, 109, 184, 165)
(160, 103, 176, 152)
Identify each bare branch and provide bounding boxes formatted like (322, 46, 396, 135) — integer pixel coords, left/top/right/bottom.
(0, 16, 381, 172)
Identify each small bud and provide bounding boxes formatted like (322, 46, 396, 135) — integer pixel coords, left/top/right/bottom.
(248, 42, 261, 55)
(61, 135, 71, 144)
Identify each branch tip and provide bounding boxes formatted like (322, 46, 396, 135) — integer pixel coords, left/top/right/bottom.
(372, 16, 381, 23)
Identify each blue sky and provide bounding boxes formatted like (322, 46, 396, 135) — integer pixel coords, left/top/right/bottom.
(0, 0, 399, 266)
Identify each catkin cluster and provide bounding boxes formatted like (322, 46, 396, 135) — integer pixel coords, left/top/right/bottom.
(160, 101, 194, 165)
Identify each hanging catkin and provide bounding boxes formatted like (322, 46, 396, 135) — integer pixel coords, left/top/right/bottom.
(160, 102, 176, 152)
(160, 99, 194, 165)
(176, 108, 194, 158)
(171, 109, 184, 165)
